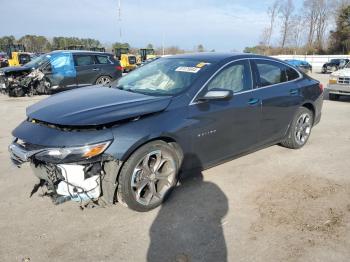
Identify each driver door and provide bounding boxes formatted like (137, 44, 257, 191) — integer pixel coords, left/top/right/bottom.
(188, 60, 261, 167)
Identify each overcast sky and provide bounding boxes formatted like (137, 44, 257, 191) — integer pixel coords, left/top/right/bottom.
(0, 0, 303, 51)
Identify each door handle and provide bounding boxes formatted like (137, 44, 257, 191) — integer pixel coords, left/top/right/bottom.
(290, 89, 299, 95)
(92, 68, 100, 71)
(248, 98, 260, 105)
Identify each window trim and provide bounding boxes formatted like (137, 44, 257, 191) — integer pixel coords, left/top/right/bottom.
(190, 57, 302, 106)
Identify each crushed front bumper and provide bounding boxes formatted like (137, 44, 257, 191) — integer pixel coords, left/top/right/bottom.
(8, 139, 122, 207)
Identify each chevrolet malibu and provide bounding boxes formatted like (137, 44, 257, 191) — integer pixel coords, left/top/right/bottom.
(9, 53, 323, 212)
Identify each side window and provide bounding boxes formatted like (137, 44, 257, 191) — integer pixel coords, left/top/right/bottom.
(96, 55, 112, 64)
(207, 60, 252, 93)
(255, 60, 287, 87)
(75, 55, 95, 66)
(286, 67, 300, 81)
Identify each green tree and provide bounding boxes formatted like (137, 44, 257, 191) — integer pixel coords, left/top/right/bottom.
(0, 35, 16, 51)
(329, 5, 350, 54)
(18, 35, 51, 52)
(112, 42, 131, 51)
(146, 43, 154, 49)
(197, 44, 205, 52)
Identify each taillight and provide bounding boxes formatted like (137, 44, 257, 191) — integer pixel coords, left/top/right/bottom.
(115, 66, 123, 71)
(319, 83, 324, 92)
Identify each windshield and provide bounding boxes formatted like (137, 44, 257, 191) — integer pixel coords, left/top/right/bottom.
(24, 54, 49, 68)
(113, 58, 212, 96)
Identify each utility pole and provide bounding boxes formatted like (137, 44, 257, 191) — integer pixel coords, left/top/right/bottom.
(162, 33, 165, 56)
(118, 0, 122, 43)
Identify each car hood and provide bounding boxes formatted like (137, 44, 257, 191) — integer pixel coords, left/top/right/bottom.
(0, 65, 32, 74)
(27, 86, 172, 126)
(331, 68, 350, 77)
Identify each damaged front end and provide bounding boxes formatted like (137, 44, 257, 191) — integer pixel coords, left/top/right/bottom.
(5, 68, 51, 97)
(9, 138, 122, 208)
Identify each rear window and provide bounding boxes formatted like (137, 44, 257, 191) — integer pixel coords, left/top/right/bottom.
(96, 55, 112, 64)
(75, 55, 95, 66)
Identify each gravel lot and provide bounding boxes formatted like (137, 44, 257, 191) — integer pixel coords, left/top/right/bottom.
(0, 73, 349, 262)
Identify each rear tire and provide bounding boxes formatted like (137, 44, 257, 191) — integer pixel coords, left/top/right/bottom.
(117, 141, 180, 212)
(95, 76, 112, 86)
(281, 107, 313, 149)
(329, 93, 339, 101)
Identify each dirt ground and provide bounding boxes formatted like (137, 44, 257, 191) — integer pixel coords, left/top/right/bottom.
(0, 73, 349, 262)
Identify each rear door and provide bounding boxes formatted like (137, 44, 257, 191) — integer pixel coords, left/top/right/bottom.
(94, 54, 120, 80)
(74, 54, 99, 87)
(251, 59, 302, 144)
(189, 59, 261, 167)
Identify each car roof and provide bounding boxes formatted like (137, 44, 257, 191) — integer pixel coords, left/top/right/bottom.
(48, 50, 110, 55)
(164, 52, 279, 63)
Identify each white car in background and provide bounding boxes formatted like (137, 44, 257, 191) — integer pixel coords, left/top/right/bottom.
(328, 63, 350, 100)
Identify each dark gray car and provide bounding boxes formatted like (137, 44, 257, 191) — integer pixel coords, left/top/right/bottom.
(8, 53, 324, 212)
(0, 50, 123, 97)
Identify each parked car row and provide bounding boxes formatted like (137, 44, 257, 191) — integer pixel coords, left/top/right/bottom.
(8, 53, 324, 211)
(0, 50, 123, 97)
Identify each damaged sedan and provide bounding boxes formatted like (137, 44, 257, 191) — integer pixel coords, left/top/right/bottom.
(0, 50, 122, 97)
(9, 53, 323, 212)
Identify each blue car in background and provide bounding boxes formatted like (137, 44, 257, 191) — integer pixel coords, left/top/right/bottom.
(285, 59, 312, 73)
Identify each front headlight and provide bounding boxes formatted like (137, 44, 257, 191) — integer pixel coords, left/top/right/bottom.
(0, 71, 4, 76)
(329, 75, 338, 84)
(34, 141, 112, 163)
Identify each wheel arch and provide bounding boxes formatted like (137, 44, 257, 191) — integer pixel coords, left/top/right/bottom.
(110, 135, 184, 204)
(301, 102, 315, 124)
(120, 135, 184, 164)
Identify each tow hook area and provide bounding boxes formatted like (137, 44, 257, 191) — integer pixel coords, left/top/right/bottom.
(30, 162, 105, 209)
(56, 164, 101, 202)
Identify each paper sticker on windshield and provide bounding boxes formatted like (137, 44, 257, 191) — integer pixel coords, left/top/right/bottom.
(196, 62, 211, 68)
(175, 66, 201, 73)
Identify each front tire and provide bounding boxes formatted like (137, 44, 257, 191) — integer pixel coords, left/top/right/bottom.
(117, 141, 180, 212)
(281, 107, 313, 149)
(8, 87, 25, 97)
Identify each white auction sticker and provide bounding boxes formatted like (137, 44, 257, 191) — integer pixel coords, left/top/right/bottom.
(175, 66, 201, 73)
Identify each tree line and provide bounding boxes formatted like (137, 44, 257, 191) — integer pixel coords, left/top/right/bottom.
(0, 35, 208, 55)
(0, 35, 103, 53)
(245, 0, 350, 55)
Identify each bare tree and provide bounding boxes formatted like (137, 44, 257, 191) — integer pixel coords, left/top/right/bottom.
(303, 0, 318, 48)
(262, 0, 280, 46)
(279, 0, 295, 48)
(290, 15, 305, 50)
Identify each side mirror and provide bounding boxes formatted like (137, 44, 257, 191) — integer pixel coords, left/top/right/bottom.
(198, 89, 233, 101)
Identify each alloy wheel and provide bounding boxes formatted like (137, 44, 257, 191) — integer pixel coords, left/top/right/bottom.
(295, 113, 312, 145)
(131, 150, 176, 206)
(96, 76, 111, 85)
